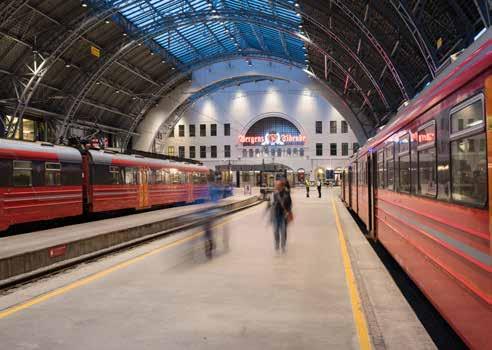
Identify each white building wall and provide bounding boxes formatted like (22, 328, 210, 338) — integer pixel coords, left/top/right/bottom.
(159, 77, 358, 182)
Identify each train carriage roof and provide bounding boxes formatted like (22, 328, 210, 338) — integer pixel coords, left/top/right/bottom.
(0, 139, 82, 163)
(358, 30, 492, 156)
(88, 149, 209, 172)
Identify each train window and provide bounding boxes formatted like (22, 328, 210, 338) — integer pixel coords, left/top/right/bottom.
(155, 169, 163, 184)
(192, 172, 207, 184)
(450, 95, 486, 206)
(398, 134, 411, 193)
(45, 162, 61, 186)
(13, 160, 32, 187)
(385, 143, 395, 190)
(169, 169, 182, 184)
(377, 149, 385, 188)
(109, 166, 123, 185)
(124, 167, 136, 185)
(417, 122, 437, 197)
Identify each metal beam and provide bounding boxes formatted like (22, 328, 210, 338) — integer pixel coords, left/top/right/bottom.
(268, 0, 291, 59)
(52, 9, 378, 146)
(7, 2, 128, 138)
(473, 0, 491, 28)
(309, 0, 411, 100)
(387, 0, 437, 77)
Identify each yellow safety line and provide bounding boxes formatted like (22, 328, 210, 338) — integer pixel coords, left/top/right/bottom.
(0, 206, 259, 320)
(331, 197, 373, 350)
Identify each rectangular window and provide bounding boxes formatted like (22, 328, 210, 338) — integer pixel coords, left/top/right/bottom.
(125, 168, 137, 185)
(178, 125, 184, 137)
(168, 127, 174, 137)
(417, 121, 437, 197)
(200, 124, 206, 137)
(109, 166, 122, 185)
(316, 143, 323, 156)
(342, 143, 349, 156)
(167, 146, 175, 156)
(330, 120, 337, 134)
(353, 143, 359, 153)
(315, 121, 322, 134)
(13, 160, 32, 187)
(224, 123, 231, 136)
(189, 124, 196, 137)
(341, 121, 348, 133)
(224, 145, 231, 158)
(200, 146, 206, 158)
(189, 146, 196, 159)
(178, 146, 185, 158)
(45, 162, 61, 186)
(330, 143, 337, 156)
(450, 95, 486, 206)
(398, 133, 411, 193)
(385, 143, 395, 190)
(377, 149, 385, 189)
(211, 145, 217, 158)
(211, 124, 217, 136)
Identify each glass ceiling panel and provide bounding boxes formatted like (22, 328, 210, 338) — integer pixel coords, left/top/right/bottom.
(105, 0, 305, 66)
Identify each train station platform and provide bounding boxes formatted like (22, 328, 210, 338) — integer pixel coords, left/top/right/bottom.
(0, 188, 435, 350)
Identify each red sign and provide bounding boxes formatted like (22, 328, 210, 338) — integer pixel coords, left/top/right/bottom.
(49, 245, 67, 258)
(239, 133, 306, 145)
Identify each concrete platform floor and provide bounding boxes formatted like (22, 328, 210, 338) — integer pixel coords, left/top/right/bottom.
(0, 188, 435, 350)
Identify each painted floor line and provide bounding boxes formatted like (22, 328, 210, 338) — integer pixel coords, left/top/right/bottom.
(0, 206, 259, 320)
(331, 196, 373, 350)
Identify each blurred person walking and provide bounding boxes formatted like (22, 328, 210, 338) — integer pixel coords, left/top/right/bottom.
(271, 179, 293, 253)
(305, 178, 310, 198)
(317, 178, 322, 198)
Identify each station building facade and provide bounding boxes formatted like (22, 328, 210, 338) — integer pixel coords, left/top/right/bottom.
(156, 78, 359, 186)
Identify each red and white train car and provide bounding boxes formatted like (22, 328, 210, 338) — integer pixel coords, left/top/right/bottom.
(0, 139, 83, 231)
(343, 31, 492, 349)
(0, 140, 210, 232)
(84, 150, 209, 212)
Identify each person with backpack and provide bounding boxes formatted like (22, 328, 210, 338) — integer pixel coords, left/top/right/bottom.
(271, 179, 293, 253)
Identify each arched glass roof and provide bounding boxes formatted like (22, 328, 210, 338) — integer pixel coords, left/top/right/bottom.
(107, 0, 305, 65)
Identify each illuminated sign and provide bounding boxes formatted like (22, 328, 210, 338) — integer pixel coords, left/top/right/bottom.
(262, 132, 284, 146)
(418, 132, 435, 144)
(239, 133, 306, 146)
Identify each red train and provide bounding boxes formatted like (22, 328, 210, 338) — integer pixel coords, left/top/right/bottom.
(342, 32, 491, 349)
(0, 139, 210, 232)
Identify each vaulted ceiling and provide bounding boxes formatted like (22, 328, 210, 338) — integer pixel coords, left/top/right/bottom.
(0, 0, 489, 148)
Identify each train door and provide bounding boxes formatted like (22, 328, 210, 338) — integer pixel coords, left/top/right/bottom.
(137, 168, 150, 209)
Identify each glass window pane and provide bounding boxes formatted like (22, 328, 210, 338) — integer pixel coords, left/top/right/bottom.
(23, 119, 36, 141)
(377, 150, 384, 189)
(399, 155, 411, 193)
(398, 134, 410, 154)
(13, 160, 32, 187)
(418, 148, 437, 197)
(386, 144, 394, 190)
(450, 99, 484, 134)
(418, 124, 435, 145)
(45, 162, 61, 186)
(451, 134, 487, 205)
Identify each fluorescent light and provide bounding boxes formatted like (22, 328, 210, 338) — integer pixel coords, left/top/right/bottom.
(303, 68, 315, 77)
(297, 32, 311, 43)
(474, 27, 487, 41)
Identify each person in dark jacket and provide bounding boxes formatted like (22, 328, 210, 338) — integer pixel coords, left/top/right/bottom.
(304, 178, 310, 197)
(317, 178, 322, 198)
(271, 179, 292, 253)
